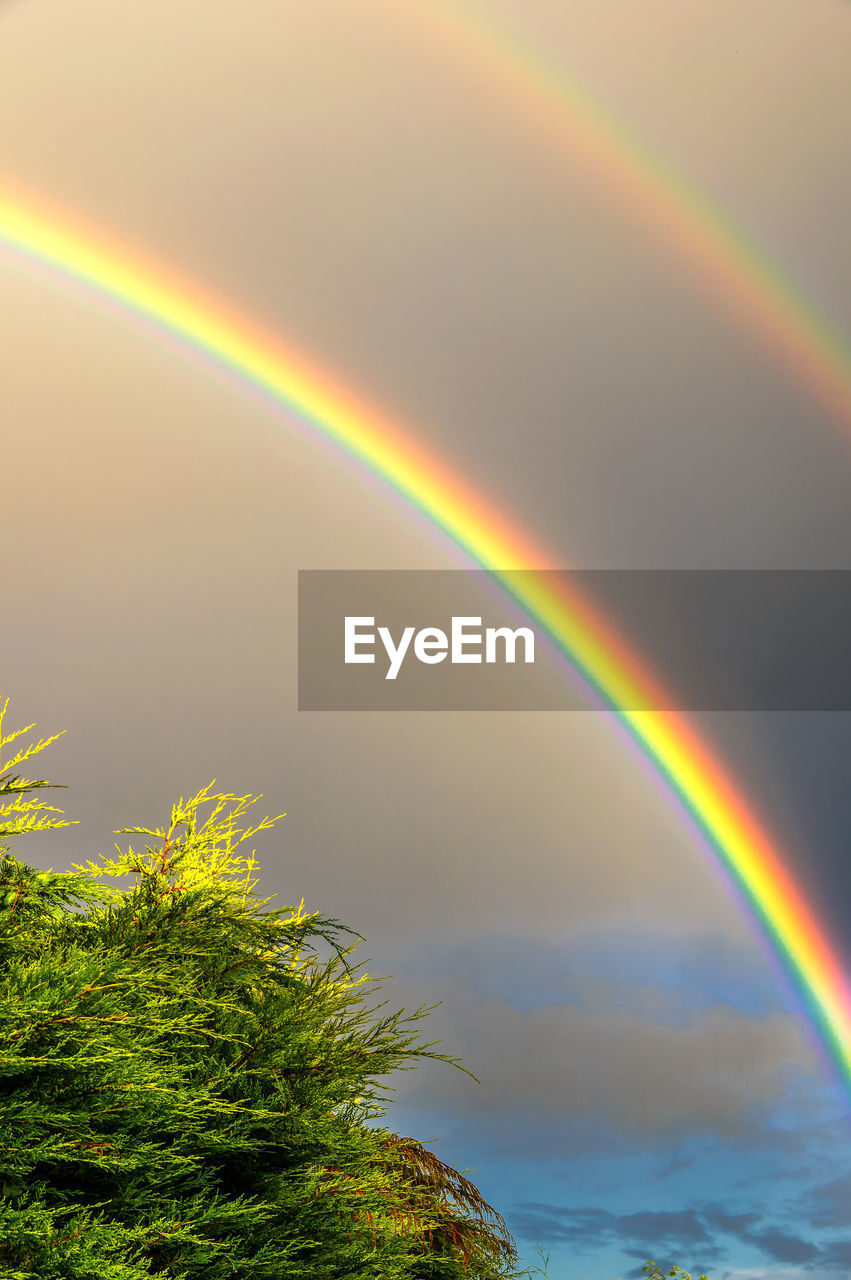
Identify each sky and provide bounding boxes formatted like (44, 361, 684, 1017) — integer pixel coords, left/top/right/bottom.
(2, 1, 851, 1276)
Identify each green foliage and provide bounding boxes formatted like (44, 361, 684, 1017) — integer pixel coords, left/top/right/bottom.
(0, 697, 79, 842)
(528, 1243, 711, 1280)
(0, 702, 521, 1279)
(523, 1242, 711, 1280)
(637, 1265, 709, 1280)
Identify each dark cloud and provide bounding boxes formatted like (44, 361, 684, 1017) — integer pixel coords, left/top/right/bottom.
(798, 1173, 851, 1230)
(819, 1237, 851, 1268)
(700, 1205, 763, 1236)
(510, 1201, 723, 1269)
(387, 972, 815, 1147)
(511, 1203, 612, 1248)
(510, 1197, 833, 1272)
(742, 1228, 819, 1265)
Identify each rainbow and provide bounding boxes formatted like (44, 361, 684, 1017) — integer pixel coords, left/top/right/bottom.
(390, 0, 851, 439)
(1, 182, 850, 1097)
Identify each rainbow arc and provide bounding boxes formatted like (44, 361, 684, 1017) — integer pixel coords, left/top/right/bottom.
(1, 181, 850, 1096)
(401, 0, 851, 440)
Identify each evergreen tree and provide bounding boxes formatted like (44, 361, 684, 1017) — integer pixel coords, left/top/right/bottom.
(0, 700, 519, 1279)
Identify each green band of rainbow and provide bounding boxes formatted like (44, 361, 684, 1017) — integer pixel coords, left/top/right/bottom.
(2, 183, 849, 1097)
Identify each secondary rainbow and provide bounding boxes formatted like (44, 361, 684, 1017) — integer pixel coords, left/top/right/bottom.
(1, 183, 850, 1097)
(392, 0, 851, 440)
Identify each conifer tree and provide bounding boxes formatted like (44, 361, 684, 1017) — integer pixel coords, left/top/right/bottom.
(0, 699, 520, 1279)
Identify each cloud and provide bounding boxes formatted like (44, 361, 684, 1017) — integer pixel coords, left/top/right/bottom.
(798, 1172, 851, 1230)
(510, 1197, 831, 1273)
(700, 1205, 820, 1263)
(510, 1201, 722, 1266)
(819, 1237, 851, 1268)
(388, 973, 816, 1145)
(740, 1229, 818, 1265)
